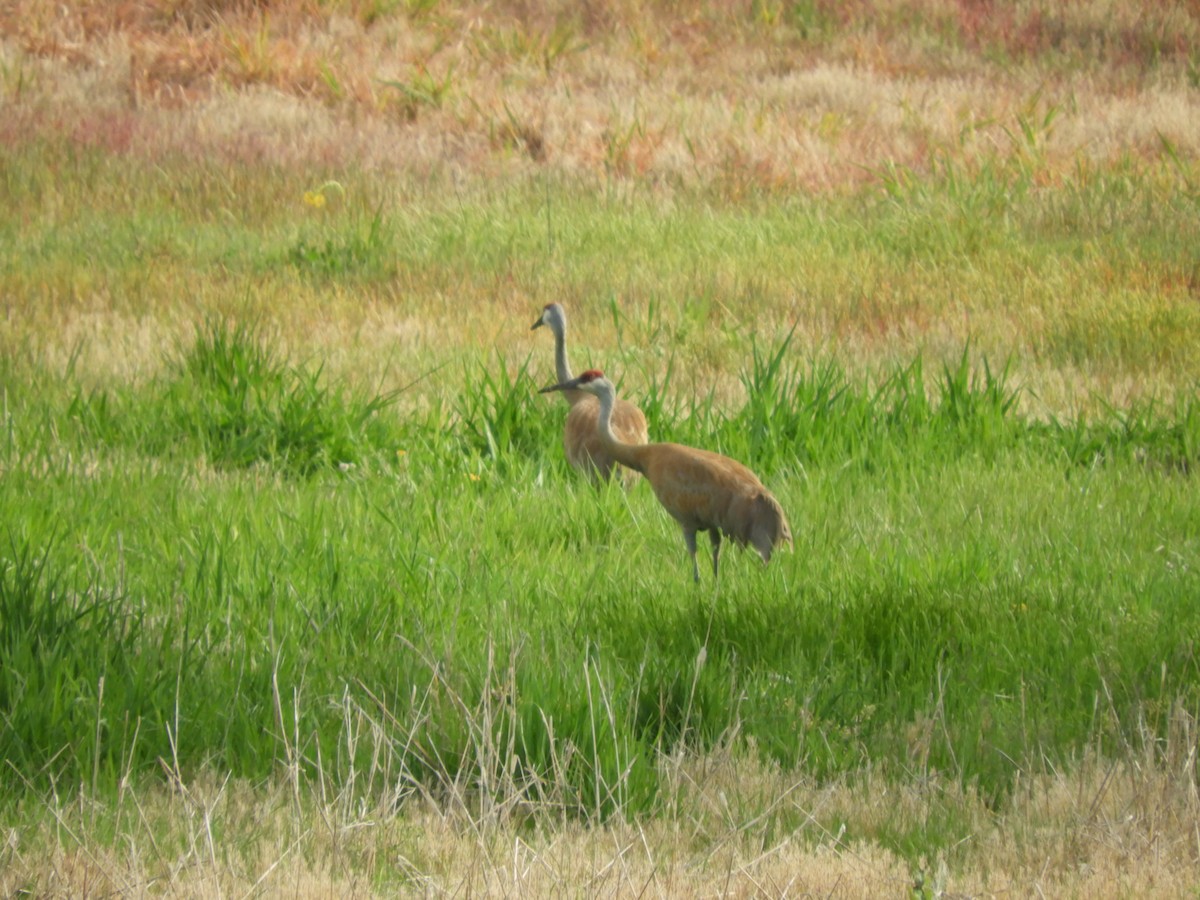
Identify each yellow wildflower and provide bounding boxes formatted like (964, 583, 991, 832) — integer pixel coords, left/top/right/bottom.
(303, 190, 327, 209)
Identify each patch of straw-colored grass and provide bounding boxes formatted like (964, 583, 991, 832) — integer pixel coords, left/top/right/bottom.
(3, 737, 1198, 897)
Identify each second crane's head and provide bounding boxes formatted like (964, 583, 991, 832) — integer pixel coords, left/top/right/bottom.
(539, 368, 610, 398)
(530, 302, 567, 334)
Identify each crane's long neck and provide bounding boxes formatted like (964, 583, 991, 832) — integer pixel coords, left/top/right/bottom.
(551, 321, 573, 385)
(550, 320, 590, 407)
(594, 382, 647, 473)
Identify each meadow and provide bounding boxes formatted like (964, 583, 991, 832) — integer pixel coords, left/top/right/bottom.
(2, 1, 1200, 895)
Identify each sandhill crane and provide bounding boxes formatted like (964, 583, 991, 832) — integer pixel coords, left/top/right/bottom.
(539, 370, 792, 582)
(531, 303, 649, 485)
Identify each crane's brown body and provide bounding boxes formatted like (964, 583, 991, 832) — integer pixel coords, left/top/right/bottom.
(532, 304, 649, 486)
(540, 370, 792, 582)
(563, 397, 648, 485)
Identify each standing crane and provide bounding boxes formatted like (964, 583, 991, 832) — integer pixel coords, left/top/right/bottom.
(531, 303, 649, 486)
(539, 369, 791, 582)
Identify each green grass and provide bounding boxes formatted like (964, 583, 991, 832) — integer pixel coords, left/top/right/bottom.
(2, 2, 1199, 889)
(2, 130, 1199, 874)
(2, 322, 1198, 853)
(2, 139, 1197, 400)
(70, 319, 408, 475)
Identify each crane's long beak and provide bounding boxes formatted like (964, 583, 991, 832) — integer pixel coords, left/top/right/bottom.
(530, 317, 544, 331)
(538, 376, 580, 394)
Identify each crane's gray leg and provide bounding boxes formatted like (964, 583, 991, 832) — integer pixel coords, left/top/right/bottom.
(683, 529, 700, 583)
(709, 530, 722, 578)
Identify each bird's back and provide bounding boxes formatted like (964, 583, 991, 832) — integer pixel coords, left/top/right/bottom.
(636, 442, 792, 560)
(564, 394, 649, 485)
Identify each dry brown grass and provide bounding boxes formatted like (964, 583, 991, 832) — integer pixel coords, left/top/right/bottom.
(3, 743, 1198, 897)
(2, 1, 1197, 192)
(3, 0, 1197, 417)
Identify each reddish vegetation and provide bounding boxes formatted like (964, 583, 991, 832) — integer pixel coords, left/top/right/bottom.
(2, 1, 1197, 192)
(2, 1, 1197, 409)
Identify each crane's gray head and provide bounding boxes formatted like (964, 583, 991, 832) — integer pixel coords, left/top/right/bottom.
(538, 368, 610, 397)
(530, 302, 566, 334)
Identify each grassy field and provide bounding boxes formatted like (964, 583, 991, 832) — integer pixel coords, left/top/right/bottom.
(2, 1, 1200, 895)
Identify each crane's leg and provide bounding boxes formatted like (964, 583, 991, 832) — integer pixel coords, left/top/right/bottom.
(683, 529, 700, 583)
(709, 530, 722, 578)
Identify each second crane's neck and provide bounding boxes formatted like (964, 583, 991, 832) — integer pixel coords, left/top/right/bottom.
(551, 320, 573, 385)
(593, 381, 646, 472)
(551, 319, 590, 406)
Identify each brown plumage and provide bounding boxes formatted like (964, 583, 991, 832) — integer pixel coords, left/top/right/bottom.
(531, 303, 649, 486)
(539, 369, 792, 582)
